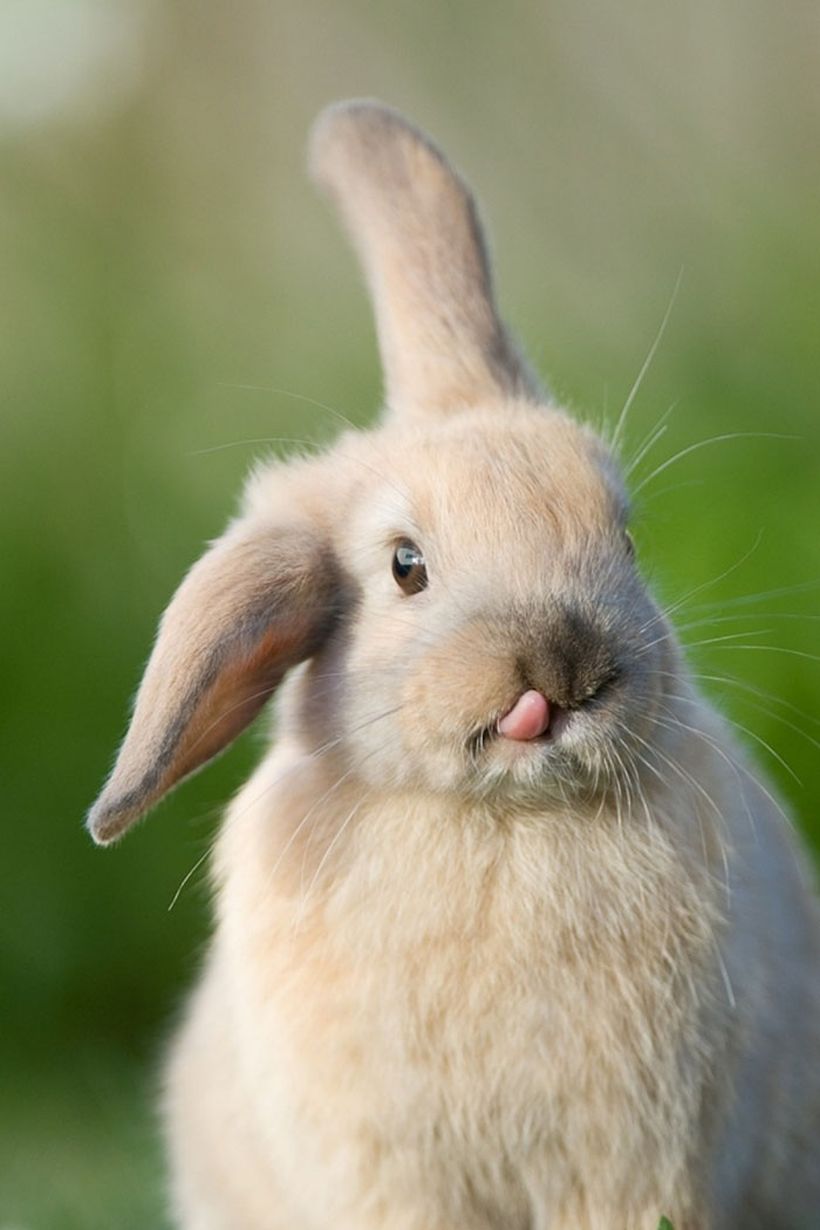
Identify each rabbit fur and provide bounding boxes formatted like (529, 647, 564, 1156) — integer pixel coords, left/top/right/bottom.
(88, 100, 820, 1229)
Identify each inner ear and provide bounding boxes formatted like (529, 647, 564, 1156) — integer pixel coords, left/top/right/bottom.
(87, 523, 343, 845)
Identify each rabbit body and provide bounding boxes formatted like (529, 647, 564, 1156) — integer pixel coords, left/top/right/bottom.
(88, 103, 820, 1228)
(163, 674, 820, 1230)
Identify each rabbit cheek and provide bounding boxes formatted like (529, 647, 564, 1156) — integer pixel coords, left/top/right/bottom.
(627, 614, 686, 741)
(398, 635, 518, 792)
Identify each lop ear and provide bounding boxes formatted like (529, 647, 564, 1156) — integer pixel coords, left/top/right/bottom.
(87, 521, 342, 845)
(309, 99, 540, 419)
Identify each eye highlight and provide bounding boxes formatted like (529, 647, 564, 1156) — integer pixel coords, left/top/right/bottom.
(392, 539, 428, 595)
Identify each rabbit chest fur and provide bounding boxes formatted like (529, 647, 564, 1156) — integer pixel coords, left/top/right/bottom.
(191, 758, 719, 1230)
(89, 100, 820, 1229)
(161, 685, 818, 1230)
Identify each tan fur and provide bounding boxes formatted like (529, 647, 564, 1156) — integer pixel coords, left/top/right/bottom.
(90, 101, 820, 1228)
(309, 100, 539, 417)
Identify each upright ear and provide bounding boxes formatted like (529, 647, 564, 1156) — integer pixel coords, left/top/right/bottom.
(87, 521, 343, 845)
(309, 99, 541, 419)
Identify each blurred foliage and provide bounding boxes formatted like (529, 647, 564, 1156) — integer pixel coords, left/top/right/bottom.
(1, 0, 818, 1222)
(0, 1050, 168, 1229)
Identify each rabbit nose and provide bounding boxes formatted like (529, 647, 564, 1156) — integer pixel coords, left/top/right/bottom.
(521, 601, 619, 711)
(498, 690, 551, 741)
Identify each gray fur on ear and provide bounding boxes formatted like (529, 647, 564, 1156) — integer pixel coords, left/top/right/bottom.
(309, 99, 541, 419)
(87, 524, 342, 845)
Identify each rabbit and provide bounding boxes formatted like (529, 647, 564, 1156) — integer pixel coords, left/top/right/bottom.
(87, 99, 820, 1230)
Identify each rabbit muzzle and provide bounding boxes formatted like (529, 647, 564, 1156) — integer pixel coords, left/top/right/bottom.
(515, 600, 621, 713)
(442, 595, 636, 793)
(490, 599, 622, 745)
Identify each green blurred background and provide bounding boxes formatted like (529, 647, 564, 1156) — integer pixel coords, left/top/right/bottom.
(1, 0, 818, 1224)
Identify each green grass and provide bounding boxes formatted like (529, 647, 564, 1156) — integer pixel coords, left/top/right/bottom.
(0, 1055, 169, 1230)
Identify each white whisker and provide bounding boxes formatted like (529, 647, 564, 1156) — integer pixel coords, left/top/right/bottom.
(611, 268, 683, 453)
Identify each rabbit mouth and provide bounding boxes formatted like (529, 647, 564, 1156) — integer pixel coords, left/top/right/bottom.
(467, 702, 569, 761)
(466, 677, 622, 778)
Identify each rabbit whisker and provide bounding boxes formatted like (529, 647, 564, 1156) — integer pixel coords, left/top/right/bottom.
(624, 401, 676, 478)
(656, 695, 801, 788)
(295, 790, 374, 924)
(262, 722, 406, 893)
(684, 577, 820, 614)
(627, 722, 725, 875)
(610, 268, 683, 454)
(168, 704, 404, 909)
(700, 643, 820, 665)
(189, 435, 322, 457)
(674, 611, 820, 632)
(215, 381, 362, 434)
(632, 432, 799, 498)
(638, 531, 765, 635)
(667, 668, 820, 734)
(643, 705, 756, 848)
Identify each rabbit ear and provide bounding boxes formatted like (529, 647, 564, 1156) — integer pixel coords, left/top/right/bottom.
(87, 522, 342, 845)
(310, 99, 540, 419)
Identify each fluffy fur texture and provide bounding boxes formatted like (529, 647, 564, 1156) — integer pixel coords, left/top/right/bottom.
(89, 100, 820, 1228)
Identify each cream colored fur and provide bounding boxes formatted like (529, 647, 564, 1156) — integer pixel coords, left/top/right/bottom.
(89, 101, 820, 1228)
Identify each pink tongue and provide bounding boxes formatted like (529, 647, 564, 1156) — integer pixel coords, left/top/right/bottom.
(498, 690, 551, 741)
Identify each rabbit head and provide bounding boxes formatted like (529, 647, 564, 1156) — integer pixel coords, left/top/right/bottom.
(88, 101, 682, 845)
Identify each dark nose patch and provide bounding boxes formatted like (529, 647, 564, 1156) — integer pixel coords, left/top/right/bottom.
(520, 602, 619, 710)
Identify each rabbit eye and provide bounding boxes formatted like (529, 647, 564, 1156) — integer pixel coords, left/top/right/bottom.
(392, 539, 428, 595)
